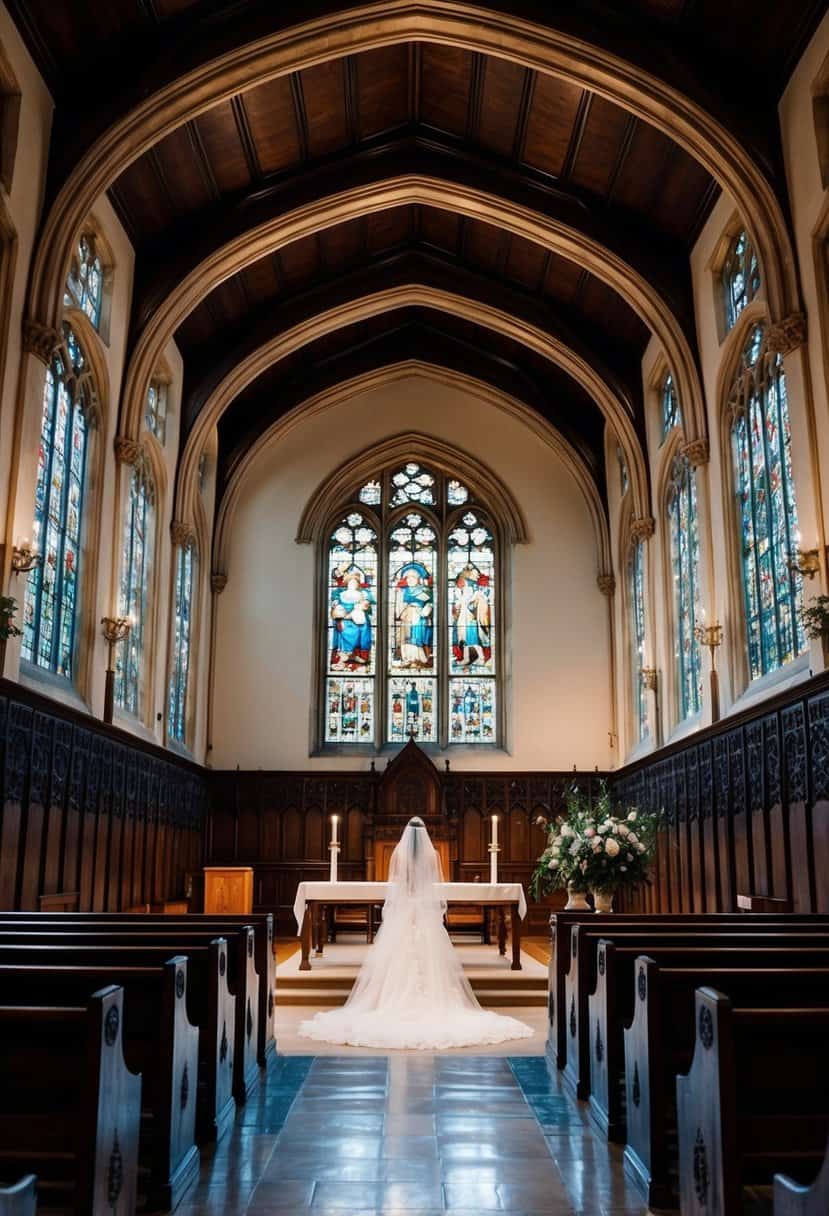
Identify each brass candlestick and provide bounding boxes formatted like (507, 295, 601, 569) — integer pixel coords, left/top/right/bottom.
(101, 616, 132, 724)
(11, 542, 41, 575)
(694, 621, 723, 722)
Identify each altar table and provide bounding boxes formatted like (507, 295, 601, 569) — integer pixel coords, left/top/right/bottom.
(293, 881, 527, 971)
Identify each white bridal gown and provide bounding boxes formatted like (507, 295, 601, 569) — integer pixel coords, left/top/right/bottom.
(298, 817, 534, 1050)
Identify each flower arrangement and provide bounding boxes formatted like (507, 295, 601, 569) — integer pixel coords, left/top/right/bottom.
(530, 784, 658, 901)
(0, 596, 21, 642)
(802, 595, 829, 642)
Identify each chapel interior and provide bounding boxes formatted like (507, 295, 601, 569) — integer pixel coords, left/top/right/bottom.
(1, 1, 829, 1214)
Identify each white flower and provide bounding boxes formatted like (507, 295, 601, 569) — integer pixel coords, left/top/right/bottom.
(604, 837, 621, 858)
(628, 811, 637, 822)
(591, 839, 603, 852)
(569, 840, 581, 857)
(560, 824, 574, 838)
(620, 865, 627, 872)
(626, 852, 634, 861)
(617, 824, 629, 837)
(597, 823, 610, 835)
(548, 858, 558, 870)
(637, 842, 646, 854)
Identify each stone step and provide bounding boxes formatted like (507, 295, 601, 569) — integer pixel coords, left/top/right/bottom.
(277, 972, 547, 992)
(275, 987, 547, 1008)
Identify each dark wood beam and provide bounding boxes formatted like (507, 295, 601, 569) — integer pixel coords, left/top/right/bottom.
(231, 94, 262, 181)
(512, 69, 536, 164)
(147, 146, 178, 213)
(107, 182, 139, 248)
(559, 91, 593, 183)
(289, 72, 310, 163)
(344, 55, 360, 145)
(408, 43, 422, 124)
(466, 53, 486, 142)
(185, 120, 222, 203)
(605, 115, 638, 204)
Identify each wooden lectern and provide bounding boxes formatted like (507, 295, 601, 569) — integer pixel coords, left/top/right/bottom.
(203, 866, 253, 914)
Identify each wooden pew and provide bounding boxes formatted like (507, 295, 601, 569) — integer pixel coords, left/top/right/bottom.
(676, 988, 829, 1216)
(0, 1175, 36, 1216)
(775, 1136, 829, 1216)
(0, 985, 141, 1215)
(0, 924, 260, 1104)
(561, 922, 829, 1098)
(616, 953, 829, 1207)
(547, 912, 829, 1074)
(0, 912, 276, 1067)
(0, 939, 235, 1143)
(0, 956, 200, 1210)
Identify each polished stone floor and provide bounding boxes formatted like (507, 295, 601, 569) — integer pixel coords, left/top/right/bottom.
(176, 1053, 650, 1215)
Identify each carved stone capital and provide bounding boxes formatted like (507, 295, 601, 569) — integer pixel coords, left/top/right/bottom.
(22, 319, 62, 365)
(630, 516, 655, 543)
(597, 574, 616, 597)
(113, 435, 140, 465)
(211, 572, 228, 595)
(681, 438, 710, 467)
(766, 312, 807, 356)
(170, 519, 196, 548)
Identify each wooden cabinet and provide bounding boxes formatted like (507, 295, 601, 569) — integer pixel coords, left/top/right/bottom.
(203, 866, 253, 914)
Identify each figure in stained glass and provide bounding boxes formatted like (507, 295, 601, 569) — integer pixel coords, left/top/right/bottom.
(451, 569, 491, 668)
(329, 567, 374, 670)
(393, 563, 434, 667)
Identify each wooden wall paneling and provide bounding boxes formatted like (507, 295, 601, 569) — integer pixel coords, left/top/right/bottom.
(699, 740, 720, 911)
(729, 726, 752, 902)
(764, 712, 788, 901)
(1, 701, 29, 907)
(783, 702, 813, 912)
(746, 719, 769, 897)
(807, 689, 829, 912)
(65, 726, 87, 900)
(20, 710, 51, 909)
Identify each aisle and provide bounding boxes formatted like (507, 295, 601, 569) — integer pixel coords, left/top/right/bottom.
(178, 1054, 650, 1214)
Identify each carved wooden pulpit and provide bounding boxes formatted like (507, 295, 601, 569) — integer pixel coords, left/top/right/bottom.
(369, 739, 455, 880)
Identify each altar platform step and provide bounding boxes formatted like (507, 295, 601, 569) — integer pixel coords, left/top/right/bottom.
(275, 985, 546, 1008)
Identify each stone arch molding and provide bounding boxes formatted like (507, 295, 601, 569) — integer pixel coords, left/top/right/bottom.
(173, 282, 647, 523)
(26, 2, 800, 339)
(122, 177, 700, 452)
(212, 364, 613, 585)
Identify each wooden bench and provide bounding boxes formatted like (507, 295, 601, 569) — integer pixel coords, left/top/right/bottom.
(0, 956, 200, 1210)
(0, 985, 141, 1215)
(0, 1175, 36, 1216)
(0, 912, 276, 1067)
(0, 924, 260, 1105)
(561, 921, 829, 1098)
(616, 952, 829, 1207)
(547, 912, 829, 1074)
(775, 1135, 829, 1216)
(0, 938, 235, 1143)
(676, 988, 829, 1216)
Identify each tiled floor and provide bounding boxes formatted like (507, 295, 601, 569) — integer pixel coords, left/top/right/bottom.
(177, 1053, 651, 1215)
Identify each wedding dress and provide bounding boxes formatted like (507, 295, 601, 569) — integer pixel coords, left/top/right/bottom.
(298, 817, 533, 1050)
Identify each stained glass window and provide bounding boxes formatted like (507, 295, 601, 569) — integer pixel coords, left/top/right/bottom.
(168, 539, 195, 744)
(325, 512, 378, 743)
(21, 325, 90, 680)
(115, 458, 155, 716)
(722, 229, 760, 333)
(730, 323, 805, 680)
(63, 233, 104, 330)
(146, 379, 167, 444)
(320, 464, 500, 747)
(661, 372, 680, 441)
(448, 512, 496, 744)
(617, 444, 629, 497)
(667, 455, 702, 719)
(628, 539, 649, 742)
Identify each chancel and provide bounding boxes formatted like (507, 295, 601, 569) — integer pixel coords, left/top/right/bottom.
(0, 1, 828, 1213)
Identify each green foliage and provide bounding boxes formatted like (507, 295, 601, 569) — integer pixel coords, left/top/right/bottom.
(0, 596, 21, 642)
(530, 782, 660, 900)
(802, 595, 829, 642)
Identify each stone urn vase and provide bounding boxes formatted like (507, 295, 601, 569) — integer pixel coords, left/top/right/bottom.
(564, 883, 591, 910)
(592, 889, 615, 913)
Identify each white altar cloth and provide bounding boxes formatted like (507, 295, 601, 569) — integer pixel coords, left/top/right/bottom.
(293, 880, 527, 932)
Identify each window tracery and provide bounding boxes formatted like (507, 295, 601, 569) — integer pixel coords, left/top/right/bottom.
(115, 454, 155, 716)
(168, 537, 196, 744)
(666, 453, 702, 719)
(722, 229, 761, 333)
(64, 232, 104, 330)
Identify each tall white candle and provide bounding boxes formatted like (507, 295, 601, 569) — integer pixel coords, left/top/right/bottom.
(331, 814, 339, 844)
(329, 815, 339, 882)
(491, 814, 499, 847)
(490, 815, 499, 884)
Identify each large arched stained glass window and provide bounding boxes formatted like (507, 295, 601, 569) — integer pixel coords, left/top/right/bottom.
(667, 454, 702, 719)
(21, 324, 92, 679)
(628, 539, 648, 742)
(321, 462, 500, 748)
(115, 456, 155, 716)
(729, 323, 805, 680)
(722, 229, 760, 334)
(168, 538, 196, 744)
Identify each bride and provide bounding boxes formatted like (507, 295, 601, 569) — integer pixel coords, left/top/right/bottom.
(298, 816, 533, 1049)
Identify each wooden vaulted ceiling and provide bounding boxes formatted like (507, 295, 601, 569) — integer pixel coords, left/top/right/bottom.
(7, 0, 826, 511)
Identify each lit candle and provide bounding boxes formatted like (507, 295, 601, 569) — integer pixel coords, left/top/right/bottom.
(329, 815, 339, 883)
(490, 815, 499, 885)
(491, 814, 498, 847)
(331, 814, 339, 845)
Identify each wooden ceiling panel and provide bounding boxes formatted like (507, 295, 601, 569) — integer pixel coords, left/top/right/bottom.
(176, 305, 215, 351)
(522, 75, 584, 177)
(356, 45, 411, 137)
(152, 124, 213, 217)
(366, 206, 412, 253)
(569, 95, 634, 196)
(193, 102, 252, 195)
(504, 234, 547, 292)
(542, 252, 585, 304)
(110, 156, 172, 238)
(278, 233, 320, 288)
(318, 216, 365, 273)
(243, 76, 302, 175)
(150, 0, 202, 15)
(210, 280, 248, 329)
(478, 57, 526, 158)
(463, 218, 506, 276)
(300, 60, 350, 159)
(658, 149, 717, 242)
(419, 44, 472, 137)
(241, 257, 282, 308)
(578, 276, 648, 347)
(419, 206, 460, 255)
(610, 121, 673, 213)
